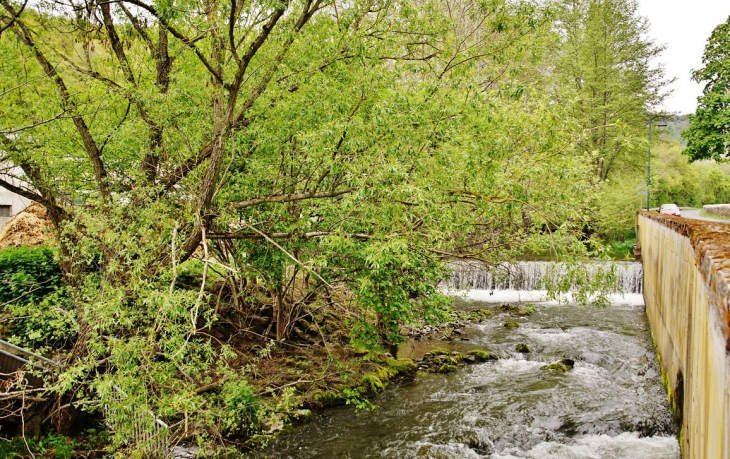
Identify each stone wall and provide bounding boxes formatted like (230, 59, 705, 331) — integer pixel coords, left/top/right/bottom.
(703, 204, 730, 218)
(637, 212, 730, 458)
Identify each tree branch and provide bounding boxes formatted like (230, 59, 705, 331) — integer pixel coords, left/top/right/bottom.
(232, 187, 356, 209)
(207, 230, 371, 240)
(2, 0, 110, 200)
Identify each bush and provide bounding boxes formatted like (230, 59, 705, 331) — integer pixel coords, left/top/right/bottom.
(0, 246, 63, 305)
(220, 379, 261, 436)
(0, 246, 76, 349)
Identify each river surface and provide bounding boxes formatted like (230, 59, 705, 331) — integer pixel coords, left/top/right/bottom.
(254, 279, 678, 458)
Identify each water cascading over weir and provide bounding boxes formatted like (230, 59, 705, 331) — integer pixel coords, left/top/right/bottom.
(637, 211, 730, 459)
(443, 260, 644, 294)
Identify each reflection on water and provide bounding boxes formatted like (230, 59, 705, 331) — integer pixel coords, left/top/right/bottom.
(252, 291, 678, 459)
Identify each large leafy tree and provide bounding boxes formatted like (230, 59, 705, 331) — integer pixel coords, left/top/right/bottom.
(683, 16, 730, 162)
(550, 0, 668, 181)
(0, 0, 597, 450)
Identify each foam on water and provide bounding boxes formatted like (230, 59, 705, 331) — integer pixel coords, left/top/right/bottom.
(492, 432, 679, 459)
(451, 289, 645, 307)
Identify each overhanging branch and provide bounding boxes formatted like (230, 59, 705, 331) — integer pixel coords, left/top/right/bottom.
(232, 187, 356, 209)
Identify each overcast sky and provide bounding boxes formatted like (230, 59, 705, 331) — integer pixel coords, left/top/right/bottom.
(636, 0, 730, 115)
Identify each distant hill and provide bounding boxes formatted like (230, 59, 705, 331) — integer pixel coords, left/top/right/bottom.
(664, 115, 689, 146)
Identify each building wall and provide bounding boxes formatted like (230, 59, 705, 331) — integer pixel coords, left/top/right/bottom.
(638, 212, 730, 458)
(0, 189, 32, 229)
(0, 174, 33, 229)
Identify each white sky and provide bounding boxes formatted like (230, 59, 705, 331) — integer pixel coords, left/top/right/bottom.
(636, 0, 730, 115)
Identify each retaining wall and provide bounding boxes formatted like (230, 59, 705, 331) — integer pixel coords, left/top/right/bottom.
(637, 211, 730, 458)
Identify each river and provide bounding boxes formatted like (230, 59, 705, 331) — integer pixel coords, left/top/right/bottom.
(253, 262, 679, 458)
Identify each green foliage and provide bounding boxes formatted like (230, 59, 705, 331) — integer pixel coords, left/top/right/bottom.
(608, 237, 636, 260)
(683, 15, 730, 162)
(543, 261, 618, 308)
(550, 0, 668, 181)
(0, 246, 76, 349)
(0, 430, 108, 458)
(220, 379, 261, 436)
(341, 387, 376, 411)
(652, 141, 730, 207)
(0, 0, 626, 452)
(6, 290, 77, 349)
(0, 246, 62, 305)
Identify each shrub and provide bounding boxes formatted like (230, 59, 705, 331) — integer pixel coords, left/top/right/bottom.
(220, 379, 261, 436)
(0, 246, 63, 305)
(0, 246, 76, 349)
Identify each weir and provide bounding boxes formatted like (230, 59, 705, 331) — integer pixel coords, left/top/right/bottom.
(637, 211, 730, 458)
(444, 260, 643, 294)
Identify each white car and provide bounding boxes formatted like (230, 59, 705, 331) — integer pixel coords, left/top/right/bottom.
(660, 204, 681, 217)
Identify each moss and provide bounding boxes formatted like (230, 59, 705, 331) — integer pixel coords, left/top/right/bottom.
(434, 355, 459, 366)
(436, 364, 458, 374)
(467, 349, 496, 362)
(647, 310, 684, 451)
(515, 343, 531, 353)
(504, 321, 519, 329)
(475, 309, 494, 318)
(291, 409, 313, 424)
(359, 374, 385, 397)
(431, 349, 451, 356)
(386, 357, 417, 375)
(312, 389, 347, 407)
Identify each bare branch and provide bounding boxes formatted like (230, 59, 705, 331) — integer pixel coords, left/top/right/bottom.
(0, 109, 69, 134)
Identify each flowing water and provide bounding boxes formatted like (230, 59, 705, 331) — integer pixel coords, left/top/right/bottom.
(254, 262, 678, 459)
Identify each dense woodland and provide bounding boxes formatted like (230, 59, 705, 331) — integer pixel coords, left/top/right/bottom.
(1, 0, 729, 455)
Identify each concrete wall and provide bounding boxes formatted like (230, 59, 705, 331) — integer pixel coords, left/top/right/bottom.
(638, 212, 730, 458)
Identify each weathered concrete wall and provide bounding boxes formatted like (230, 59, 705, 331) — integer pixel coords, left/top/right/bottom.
(704, 204, 730, 219)
(637, 212, 730, 458)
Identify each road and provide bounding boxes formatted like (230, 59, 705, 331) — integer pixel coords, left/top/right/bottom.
(680, 208, 730, 224)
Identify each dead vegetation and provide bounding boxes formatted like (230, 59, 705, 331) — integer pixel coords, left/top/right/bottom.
(0, 203, 52, 250)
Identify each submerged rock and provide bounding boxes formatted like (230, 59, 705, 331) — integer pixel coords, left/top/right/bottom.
(504, 321, 519, 329)
(437, 364, 458, 374)
(475, 308, 494, 320)
(515, 343, 532, 353)
(467, 349, 497, 362)
(540, 359, 575, 372)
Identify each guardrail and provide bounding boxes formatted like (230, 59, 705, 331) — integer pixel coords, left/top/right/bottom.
(0, 338, 56, 388)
